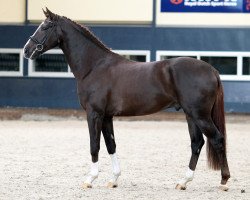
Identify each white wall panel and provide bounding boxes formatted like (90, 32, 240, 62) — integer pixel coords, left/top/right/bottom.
(0, 0, 25, 23)
(28, 0, 153, 24)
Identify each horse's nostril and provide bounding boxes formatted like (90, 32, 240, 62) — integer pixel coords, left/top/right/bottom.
(24, 48, 28, 54)
(23, 47, 30, 59)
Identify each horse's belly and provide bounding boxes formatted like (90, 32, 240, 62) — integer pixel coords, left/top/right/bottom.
(110, 93, 174, 117)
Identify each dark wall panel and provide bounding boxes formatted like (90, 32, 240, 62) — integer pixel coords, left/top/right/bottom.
(0, 25, 250, 112)
(154, 28, 250, 51)
(223, 81, 250, 113)
(0, 77, 79, 108)
(2, 25, 250, 52)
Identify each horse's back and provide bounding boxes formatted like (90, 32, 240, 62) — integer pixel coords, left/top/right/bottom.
(106, 57, 219, 116)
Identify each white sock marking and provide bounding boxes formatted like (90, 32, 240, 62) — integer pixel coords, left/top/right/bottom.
(110, 153, 121, 183)
(84, 161, 99, 184)
(178, 168, 194, 186)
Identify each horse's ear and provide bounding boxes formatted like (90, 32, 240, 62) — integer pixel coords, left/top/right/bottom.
(43, 7, 56, 20)
(42, 8, 49, 18)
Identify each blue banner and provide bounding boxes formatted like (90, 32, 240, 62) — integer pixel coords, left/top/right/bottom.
(161, 0, 250, 13)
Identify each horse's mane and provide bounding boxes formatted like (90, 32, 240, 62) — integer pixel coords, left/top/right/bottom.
(62, 16, 112, 52)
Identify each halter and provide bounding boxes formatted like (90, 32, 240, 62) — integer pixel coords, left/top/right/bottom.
(29, 20, 59, 54)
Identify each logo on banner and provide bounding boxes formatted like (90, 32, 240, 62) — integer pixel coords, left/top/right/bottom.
(170, 0, 183, 5)
(246, 0, 250, 11)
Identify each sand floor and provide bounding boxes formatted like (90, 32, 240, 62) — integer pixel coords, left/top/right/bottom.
(0, 119, 249, 200)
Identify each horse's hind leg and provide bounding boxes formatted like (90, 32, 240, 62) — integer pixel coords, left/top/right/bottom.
(194, 117, 230, 191)
(176, 116, 205, 190)
(102, 116, 121, 188)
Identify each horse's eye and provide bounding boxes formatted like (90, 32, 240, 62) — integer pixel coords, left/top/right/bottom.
(48, 22, 53, 27)
(41, 22, 53, 30)
(41, 25, 49, 30)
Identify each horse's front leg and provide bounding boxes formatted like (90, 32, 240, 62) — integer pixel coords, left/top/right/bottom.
(102, 117, 121, 188)
(83, 110, 103, 189)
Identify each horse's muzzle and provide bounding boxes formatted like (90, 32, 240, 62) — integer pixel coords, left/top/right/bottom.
(23, 47, 30, 59)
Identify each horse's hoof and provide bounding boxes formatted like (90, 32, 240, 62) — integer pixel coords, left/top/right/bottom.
(107, 182, 118, 188)
(83, 183, 92, 189)
(219, 184, 229, 191)
(175, 184, 186, 190)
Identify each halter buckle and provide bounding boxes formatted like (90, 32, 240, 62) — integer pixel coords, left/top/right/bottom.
(36, 44, 43, 51)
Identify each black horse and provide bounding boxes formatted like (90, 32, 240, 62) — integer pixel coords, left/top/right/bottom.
(23, 8, 230, 190)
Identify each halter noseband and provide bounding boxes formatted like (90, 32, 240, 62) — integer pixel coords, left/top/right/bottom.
(29, 20, 59, 53)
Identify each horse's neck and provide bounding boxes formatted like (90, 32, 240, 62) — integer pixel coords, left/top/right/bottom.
(59, 22, 110, 80)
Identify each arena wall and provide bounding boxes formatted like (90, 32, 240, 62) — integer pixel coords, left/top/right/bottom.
(0, 0, 250, 113)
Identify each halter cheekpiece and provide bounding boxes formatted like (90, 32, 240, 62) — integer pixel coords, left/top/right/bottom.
(29, 20, 58, 52)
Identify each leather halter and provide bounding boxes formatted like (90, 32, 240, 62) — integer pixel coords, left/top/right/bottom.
(29, 20, 59, 52)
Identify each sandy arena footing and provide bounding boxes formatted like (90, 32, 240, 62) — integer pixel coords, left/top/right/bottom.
(0, 117, 249, 199)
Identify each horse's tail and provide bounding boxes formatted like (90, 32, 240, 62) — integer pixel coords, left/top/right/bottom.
(207, 72, 226, 170)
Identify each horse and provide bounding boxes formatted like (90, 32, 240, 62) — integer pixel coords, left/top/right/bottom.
(23, 8, 230, 191)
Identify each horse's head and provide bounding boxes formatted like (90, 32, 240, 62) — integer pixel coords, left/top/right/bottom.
(23, 8, 60, 59)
